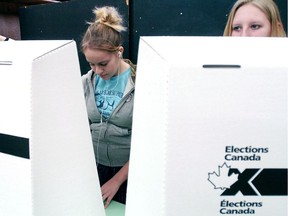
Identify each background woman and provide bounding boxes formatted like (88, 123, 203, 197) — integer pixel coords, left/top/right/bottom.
(223, 0, 286, 37)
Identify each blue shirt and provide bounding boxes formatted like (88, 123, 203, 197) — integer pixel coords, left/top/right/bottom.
(95, 68, 131, 119)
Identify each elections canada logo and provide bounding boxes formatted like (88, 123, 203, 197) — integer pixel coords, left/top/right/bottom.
(208, 163, 287, 196)
(208, 163, 287, 214)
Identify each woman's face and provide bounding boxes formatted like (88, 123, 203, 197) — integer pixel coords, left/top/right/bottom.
(84, 48, 119, 80)
(232, 4, 271, 37)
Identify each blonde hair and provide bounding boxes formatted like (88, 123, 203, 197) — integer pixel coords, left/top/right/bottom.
(223, 0, 286, 37)
(81, 6, 127, 52)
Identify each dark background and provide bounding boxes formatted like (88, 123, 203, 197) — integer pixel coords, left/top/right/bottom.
(130, 0, 287, 64)
(19, 0, 129, 75)
(18, 0, 287, 74)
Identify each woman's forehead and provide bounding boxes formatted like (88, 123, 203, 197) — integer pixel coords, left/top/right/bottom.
(85, 48, 113, 63)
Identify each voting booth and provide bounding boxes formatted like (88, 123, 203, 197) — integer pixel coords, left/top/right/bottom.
(126, 37, 288, 216)
(0, 41, 105, 216)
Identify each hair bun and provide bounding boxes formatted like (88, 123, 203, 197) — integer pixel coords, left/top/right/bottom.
(93, 6, 126, 33)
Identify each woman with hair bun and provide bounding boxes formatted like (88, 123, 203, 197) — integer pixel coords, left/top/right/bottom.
(81, 6, 136, 208)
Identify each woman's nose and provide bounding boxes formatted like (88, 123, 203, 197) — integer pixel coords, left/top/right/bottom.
(241, 28, 250, 37)
(93, 65, 103, 74)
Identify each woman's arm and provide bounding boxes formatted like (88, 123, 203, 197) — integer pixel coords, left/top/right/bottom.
(101, 161, 129, 208)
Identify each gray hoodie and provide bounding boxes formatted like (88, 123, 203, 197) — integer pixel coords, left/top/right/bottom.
(82, 69, 135, 167)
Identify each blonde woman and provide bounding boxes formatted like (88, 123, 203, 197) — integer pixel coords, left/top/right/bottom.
(224, 0, 286, 37)
(81, 6, 136, 208)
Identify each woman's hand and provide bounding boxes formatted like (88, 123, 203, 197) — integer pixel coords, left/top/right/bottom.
(101, 177, 121, 208)
(101, 161, 129, 208)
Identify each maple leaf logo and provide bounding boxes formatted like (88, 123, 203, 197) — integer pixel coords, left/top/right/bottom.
(208, 163, 239, 190)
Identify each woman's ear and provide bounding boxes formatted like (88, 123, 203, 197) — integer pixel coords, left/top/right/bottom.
(118, 46, 124, 54)
(277, 21, 283, 30)
(117, 46, 124, 58)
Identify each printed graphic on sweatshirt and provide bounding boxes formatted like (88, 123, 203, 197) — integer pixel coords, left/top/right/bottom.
(96, 90, 123, 119)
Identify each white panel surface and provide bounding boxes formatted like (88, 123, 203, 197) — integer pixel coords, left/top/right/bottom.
(0, 153, 31, 216)
(0, 41, 105, 216)
(127, 36, 288, 216)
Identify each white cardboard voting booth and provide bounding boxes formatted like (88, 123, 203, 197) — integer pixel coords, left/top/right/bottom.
(126, 37, 288, 216)
(0, 41, 105, 216)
